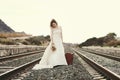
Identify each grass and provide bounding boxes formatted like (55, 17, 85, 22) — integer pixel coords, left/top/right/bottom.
(0, 32, 31, 38)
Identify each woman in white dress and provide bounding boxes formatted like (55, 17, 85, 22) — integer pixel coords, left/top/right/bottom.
(33, 19, 67, 70)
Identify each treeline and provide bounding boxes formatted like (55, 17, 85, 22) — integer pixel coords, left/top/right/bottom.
(0, 35, 50, 45)
(22, 35, 50, 45)
(79, 33, 120, 47)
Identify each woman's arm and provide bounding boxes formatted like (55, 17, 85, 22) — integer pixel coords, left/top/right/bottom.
(50, 28, 54, 45)
(60, 27, 63, 42)
(50, 28, 56, 51)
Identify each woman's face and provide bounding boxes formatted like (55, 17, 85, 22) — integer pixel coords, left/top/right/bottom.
(51, 23, 57, 28)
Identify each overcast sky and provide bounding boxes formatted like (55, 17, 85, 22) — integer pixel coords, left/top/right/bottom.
(0, 0, 120, 43)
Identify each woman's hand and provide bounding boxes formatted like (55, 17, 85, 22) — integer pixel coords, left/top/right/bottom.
(51, 43, 56, 51)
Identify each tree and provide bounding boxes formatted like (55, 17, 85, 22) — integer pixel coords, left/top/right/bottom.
(106, 33, 117, 39)
(104, 33, 117, 43)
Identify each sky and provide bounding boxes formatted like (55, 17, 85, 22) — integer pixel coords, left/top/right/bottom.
(0, 0, 120, 43)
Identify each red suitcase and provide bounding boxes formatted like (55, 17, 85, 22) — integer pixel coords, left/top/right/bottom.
(65, 53, 73, 65)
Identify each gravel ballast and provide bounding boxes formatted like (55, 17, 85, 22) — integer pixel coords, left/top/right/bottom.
(0, 52, 43, 67)
(24, 55, 93, 80)
(83, 46, 120, 57)
(77, 48, 120, 76)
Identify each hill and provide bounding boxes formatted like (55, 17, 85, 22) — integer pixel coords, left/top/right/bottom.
(79, 33, 120, 47)
(0, 19, 31, 38)
(0, 19, 15, 33)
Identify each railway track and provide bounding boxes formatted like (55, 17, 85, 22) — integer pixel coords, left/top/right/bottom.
(0, 50, 44, 62)
(1, 47, 120, 80)
(0, 58, 41, 80)
(72, 48, 120, 80)
(0, 49, 44, 80)
(81, 48, 120, 62)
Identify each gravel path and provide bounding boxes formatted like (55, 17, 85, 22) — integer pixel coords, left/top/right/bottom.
(23, 48, 93, 80)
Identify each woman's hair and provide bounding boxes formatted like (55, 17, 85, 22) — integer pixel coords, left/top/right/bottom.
(50, 19, 58, 27)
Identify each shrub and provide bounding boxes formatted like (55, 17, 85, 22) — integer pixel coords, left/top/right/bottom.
(0, 38, 16, 45)
(22, 40, 30, 45)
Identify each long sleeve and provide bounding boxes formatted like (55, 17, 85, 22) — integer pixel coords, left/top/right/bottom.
(50, 28, 53, 44)
(60, 26, 63, 42)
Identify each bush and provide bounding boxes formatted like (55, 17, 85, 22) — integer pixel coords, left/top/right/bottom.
(22, 40, 30, 45)
(105, 40, 120, 47)
(0, 38, 16, 45)
(0, 35, 50, 45)
(25, 35, 50, 45)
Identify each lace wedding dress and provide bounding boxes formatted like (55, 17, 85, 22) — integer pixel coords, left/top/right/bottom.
(33, 26, 67, 70)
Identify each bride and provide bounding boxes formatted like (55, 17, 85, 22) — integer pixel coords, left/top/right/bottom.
(33, 19, 68, 69)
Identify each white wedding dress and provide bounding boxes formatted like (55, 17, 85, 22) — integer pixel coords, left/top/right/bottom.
(33, 26, 67, 70)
